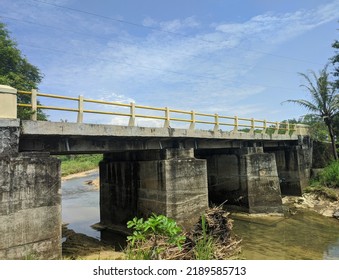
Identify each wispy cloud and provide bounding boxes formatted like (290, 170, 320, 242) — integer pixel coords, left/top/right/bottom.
(1, 0, 338, 123)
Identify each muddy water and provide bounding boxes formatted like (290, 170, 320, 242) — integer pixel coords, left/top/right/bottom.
(62, 171, 339, 259)
(62, 171, 100, 239)
(232, 211, 339, 260)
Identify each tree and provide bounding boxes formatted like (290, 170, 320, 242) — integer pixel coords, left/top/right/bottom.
(0, 22, 47, 120)
(332, 39, 339, 90)
(284, 65, 339, 160)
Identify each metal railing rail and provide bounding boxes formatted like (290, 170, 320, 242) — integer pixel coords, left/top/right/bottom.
(17, 90, 309, 135)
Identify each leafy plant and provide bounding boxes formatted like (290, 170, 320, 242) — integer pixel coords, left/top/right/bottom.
(126, 214, 185, 260)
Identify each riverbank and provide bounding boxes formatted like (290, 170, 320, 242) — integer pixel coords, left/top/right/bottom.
(282, 189, 339, 219)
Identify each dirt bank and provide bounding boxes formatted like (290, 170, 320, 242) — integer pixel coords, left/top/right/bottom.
(62, 168, 99, 181)
(62, 225, 124, 260)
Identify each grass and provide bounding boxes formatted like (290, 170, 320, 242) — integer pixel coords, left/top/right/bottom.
(305, 160, 339, 201)
(57, 154, 103, 176)
(317, 160, 339, 188)
(193, 214, 215, 260)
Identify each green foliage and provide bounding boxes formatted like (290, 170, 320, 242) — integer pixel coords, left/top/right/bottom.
(126, 214, 185, 260)
(0, 21, 47, 120)
(317, 161, 339, 189)
(58, 154, 103, 176)
(283, 65, 339, 159)
(331, 39, 339, 90)
(299, 114, 329, 141)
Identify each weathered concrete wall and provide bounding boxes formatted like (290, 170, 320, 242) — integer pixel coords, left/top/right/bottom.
(138, 150, 208, 229)
(197, 151, 242, 204)
(0, 119, 61, 260)
(0, 119, 20, 156)
(99, 159, 138, 228)
(240, 149, 282, 213)
(0, 153, 61, 259)
(100, 149, 208, 230)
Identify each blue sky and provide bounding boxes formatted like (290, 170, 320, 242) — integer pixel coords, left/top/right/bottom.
(1, 0, 339, 127)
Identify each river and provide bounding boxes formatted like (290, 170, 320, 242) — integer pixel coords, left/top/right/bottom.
(62, 170, 339, 260)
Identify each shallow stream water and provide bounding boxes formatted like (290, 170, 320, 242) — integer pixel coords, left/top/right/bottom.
(62, 170, 339, 260)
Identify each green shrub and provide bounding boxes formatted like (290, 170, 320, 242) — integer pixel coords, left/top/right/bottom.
(318, 161, 339, 188)
(126, 214, 185, 260)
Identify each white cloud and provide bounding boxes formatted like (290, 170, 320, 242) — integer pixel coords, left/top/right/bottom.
(2, 0, 339, 124)
(215, 1, 339, 45)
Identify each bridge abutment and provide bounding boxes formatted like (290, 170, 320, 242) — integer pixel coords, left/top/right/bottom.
(0, 119, 61, 259)
(99, 148, 208, 230)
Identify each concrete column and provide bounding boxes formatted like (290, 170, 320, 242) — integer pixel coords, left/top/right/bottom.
(270, 141, 312, 196)
(240, 147, 282, 213)
(0, 85, 17, 119)
(197, 147, 282, 213)
(99, 148, 208, 230)
(0, 121, 61, 260)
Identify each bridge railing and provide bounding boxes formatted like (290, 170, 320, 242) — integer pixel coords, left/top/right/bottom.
(16, 89, 309, 135)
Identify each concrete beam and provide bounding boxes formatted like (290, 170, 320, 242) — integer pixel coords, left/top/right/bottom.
(20, 120, 302, 141)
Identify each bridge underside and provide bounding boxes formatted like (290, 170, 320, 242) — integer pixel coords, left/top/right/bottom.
(0, 119, 312, 259)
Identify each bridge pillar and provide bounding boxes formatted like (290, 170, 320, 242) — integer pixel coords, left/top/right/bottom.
(0, 118, 61, 259)
(267, 138, 312, 196)
(240, 147, 282, 213)
(99, 148, 208, 230)
(197, 147, 282, 213)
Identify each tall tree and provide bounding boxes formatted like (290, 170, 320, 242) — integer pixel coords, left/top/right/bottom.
(0, 22, 47, 120)
(284, 65, 339, 160)
(332, 39, 339, 90)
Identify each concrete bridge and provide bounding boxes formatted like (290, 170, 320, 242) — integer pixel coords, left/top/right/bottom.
(0, 85, 312, 259)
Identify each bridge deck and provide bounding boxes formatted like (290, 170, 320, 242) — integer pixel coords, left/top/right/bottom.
(19, 120, 303, 154)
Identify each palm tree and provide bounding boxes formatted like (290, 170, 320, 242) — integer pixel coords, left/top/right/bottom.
(284, 65, 339, 160)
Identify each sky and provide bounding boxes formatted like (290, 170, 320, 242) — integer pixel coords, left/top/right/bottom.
(1, 0, 339, 127)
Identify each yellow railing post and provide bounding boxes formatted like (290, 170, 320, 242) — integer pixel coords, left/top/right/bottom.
(233, 116, 238, 133)
(263, 120, 267, 134)
(77, 95, 84, 123)
(250, 118, 255, 133)
(164, 107, 170, 128)
(285, 122, 290, 135)
(214, 113, 219, 132)
(274, 121, 280, 135)
(128, 102, 136, 126)
(31, 89, 38, 121)
(189, 110, 195, 130)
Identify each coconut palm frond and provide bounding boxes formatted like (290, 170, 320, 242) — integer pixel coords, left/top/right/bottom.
(284, 99, 320, 114)
(285, 65, 338, 160)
